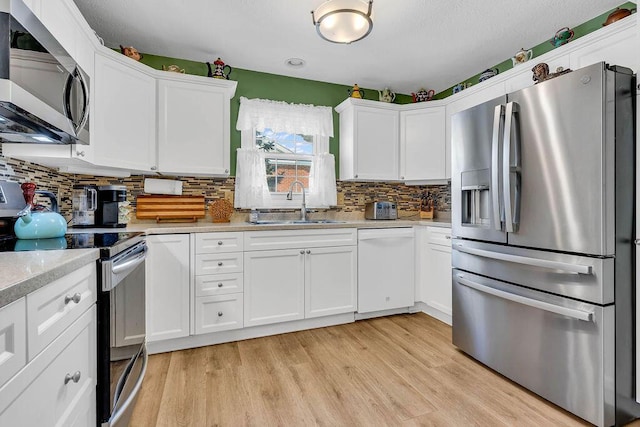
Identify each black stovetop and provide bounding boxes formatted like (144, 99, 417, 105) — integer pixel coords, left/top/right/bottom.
(0, 231, 144, 255)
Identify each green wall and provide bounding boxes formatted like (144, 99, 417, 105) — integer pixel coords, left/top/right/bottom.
(134, 1, 634, 174)
(137, 54, 412, 176)
(433, 2, 636, 99)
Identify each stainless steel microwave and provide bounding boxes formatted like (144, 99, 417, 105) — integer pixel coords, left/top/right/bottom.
(0, 2, 89, 145)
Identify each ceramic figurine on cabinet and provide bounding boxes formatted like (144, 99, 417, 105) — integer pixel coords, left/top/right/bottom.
(378, 88, 396, 103)
(348, 84, 365, 98)
(451, 83, 471, 94)
(511, 48, 533, 66)
(479, 68, 499, 82)
(411, 88, 435, 102)
(206, 58, 232, 79)
(550, 27, 574, 47)
(162, 64, 185, 73)
(119, 45, 143, 61)
(531, 63, 572, 84)
(603, 7, 634, 26)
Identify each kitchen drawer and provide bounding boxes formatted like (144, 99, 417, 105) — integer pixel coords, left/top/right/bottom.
(26, 263, 96, 360)
(195, 253, 243, 275)
(427, 226, 451, 247)
(194, 294, 243, 334)
(0, 298, 26, 388)
(195, 272, 243, 297)
(195, 232, 243, 254)
(0, 306, 96, 425)
(244, 228, 357, 251)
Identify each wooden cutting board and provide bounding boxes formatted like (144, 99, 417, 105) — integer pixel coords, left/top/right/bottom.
(136, 195, 205, 222)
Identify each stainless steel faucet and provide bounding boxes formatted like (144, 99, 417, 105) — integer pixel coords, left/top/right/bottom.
(286, 180, 307, 221)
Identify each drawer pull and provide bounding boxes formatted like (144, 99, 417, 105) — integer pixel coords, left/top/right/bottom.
(64, 293, 82, 305)
(64, 371, 81, 385)
(217, 262, 223, 266)
(218, 283, 223, 287)
(218, 241, 223, 245)
(218, 311, 223, 317)
(445, 235, 451, 240)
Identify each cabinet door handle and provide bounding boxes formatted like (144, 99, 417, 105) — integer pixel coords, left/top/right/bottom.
(306, 250, 311, 254)
(217, 241, 223, 245)
(218, 283, 223, 287)
(218, 311, 223, 317)
(217, 261, 223, 266)
(76, 150, 85, 157)
(150, 166, 157, 171)
(445, 235, 451, 240)
(64, 293, 82, 305)
(64, 371, 81, 384)
(300, 250, 305, 254)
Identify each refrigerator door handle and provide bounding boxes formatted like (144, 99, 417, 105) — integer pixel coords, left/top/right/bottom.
(491, 104, 505, 231)
(456, 274, 594, 322)
(454, 243, 593, 275)
(502, 101, 520, 233)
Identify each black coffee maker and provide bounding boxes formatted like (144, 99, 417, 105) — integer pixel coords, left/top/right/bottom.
(96, 185, 127, 228)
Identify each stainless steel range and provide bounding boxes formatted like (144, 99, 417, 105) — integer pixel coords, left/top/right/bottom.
(0, 179, 147, 427)
(451, 62, 639, 426)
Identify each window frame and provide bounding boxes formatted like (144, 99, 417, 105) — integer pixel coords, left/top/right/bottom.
(240, 128, 329, 208)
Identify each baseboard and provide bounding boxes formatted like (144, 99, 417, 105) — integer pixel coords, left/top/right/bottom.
(147, 312, 356, 355)
(413, 301, 452, 325)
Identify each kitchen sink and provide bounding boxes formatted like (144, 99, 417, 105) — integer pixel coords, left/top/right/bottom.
(252, 219, 346, 225)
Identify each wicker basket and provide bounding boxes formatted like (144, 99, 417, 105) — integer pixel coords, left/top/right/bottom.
(208, 199, 234, 223)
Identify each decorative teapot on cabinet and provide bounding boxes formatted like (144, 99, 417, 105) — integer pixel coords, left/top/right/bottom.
(550, 27, 574, 47)
(378, 88, 396, 103)
(207, 57, 232, 79)
(411, 88, 435, 102)
(348, 84, 365, 98)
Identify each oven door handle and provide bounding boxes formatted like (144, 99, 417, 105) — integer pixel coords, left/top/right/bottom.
(457, 275, 594, 322)
(111, 344, 148, 425)
(112, 246, 147, 276)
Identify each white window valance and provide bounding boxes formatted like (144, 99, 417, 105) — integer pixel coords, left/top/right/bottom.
(236, 96, 334, 137)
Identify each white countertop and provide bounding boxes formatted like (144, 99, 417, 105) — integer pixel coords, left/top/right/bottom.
(0, 248, 99, 308)
(0, 218, 451, 309)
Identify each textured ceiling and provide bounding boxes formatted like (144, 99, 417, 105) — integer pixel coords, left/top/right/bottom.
(72, 0, 625, 95)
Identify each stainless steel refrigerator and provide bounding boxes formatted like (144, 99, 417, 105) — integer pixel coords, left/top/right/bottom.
(451, 62, 638, 427)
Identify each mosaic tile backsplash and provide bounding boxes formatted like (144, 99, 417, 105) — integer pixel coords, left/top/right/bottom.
(0, 154, 451, 222)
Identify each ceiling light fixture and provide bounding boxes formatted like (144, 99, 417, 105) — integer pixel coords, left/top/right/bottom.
(311, 0, 373, 44)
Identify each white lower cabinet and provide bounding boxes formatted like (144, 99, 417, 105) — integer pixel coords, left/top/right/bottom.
(193, 232, 245, 335)
(421, 227, 452, 317)
(244, 249, 306, 327)
(305, 246, 357, 318)
(146, 234, 191, 342)
(0, 298, 27, 388)
(194, 294, 244, 334)
(243, 229, 358, 327)
(0, 305, 96, 426)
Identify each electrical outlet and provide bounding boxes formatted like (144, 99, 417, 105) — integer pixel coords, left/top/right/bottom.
(337, 192, 345, 206)
(358, 195, 366, 205)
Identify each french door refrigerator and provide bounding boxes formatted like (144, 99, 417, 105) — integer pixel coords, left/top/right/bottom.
(451, 62, 638, 427)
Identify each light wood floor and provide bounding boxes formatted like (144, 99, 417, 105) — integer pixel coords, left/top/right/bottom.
(130, 313, 594, 426)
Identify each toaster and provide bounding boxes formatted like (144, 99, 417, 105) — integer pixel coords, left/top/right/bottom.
(365, 201, 398, 220)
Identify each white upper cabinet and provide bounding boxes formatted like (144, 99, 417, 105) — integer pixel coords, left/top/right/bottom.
(400, 104, 446, 182)
(157, 76, 237, 176)
(569, 15, 638, 72)
(92, 49, 157, 172)
(337, 98, 400, 181)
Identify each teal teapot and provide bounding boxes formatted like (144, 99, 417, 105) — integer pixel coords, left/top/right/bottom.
(14, 183, 67, 240)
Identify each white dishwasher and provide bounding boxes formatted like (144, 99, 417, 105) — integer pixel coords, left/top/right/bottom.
(357, 227, 415, 313)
